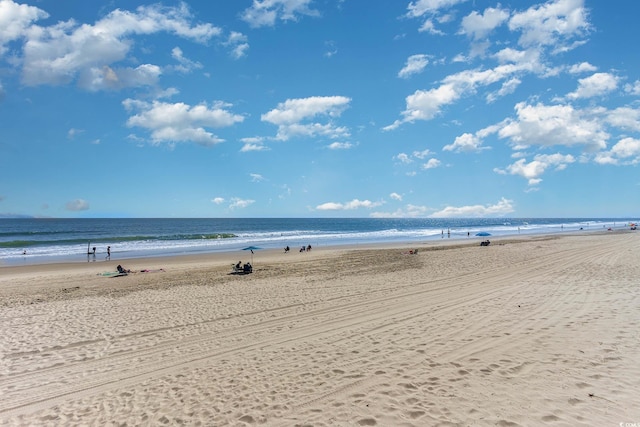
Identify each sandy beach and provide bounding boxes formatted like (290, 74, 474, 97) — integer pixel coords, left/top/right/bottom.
(1, 232, 639, 426)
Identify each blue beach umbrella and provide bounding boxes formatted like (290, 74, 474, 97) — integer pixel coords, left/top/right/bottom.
(242, 246, 262, 264)
(475, 232, 491, 237)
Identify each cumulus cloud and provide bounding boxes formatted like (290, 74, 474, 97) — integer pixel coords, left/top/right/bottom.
(395, 153, 412, 164)
(459, 6, 509, 40)
(508, 0, 590, 49)
(65, 198, 89, 211)
(123, 99, 244, 146)
(430, 197, 514, 218)
(594, 137, 640, 165)
(494, 102, 609, 152)
(262, 96, 351, 141)
(398, 54, 429, 79)
(624, 80, 640, 96)
(14, 2, 221, 90)
(316, 199, 383, 211)
(566, 72, 618, 99)
(422, 158, 441, 169)
(605, 107, 640, 132)
(212, 197, 225, 204)
(384, 53, 543, 130)
(241, 0, 319, 28)
(390, 192, 403, 201)
(568, 61, 597, 74)
(250, 173, 265, 182)
(0, 0, 48, 56)
(388, 0, 590, 130)
(495, 153, 575, 185)
(443, 132, 488, 153)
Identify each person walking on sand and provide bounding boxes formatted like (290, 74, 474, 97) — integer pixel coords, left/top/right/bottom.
(106, 246, 111, 259)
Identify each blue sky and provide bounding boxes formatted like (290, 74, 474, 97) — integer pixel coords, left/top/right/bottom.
(1, 0, 639, 218)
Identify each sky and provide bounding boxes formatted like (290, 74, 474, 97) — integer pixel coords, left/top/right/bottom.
(1, 0, 639, 218)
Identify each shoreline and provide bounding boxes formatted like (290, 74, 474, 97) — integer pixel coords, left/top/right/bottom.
(3, 217, 635, 268)
(1, 226, 625, 270)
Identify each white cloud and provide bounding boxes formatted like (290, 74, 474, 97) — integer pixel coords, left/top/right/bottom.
(566, 72, 618, 99)
(18, 3, 221, 89)
(316, 199, 383, 211)
(418, 19, 445, 35)
(241, 142, 269, 152)
(224, 31, 249, 59)
(388, 0, 591, 130)
(383, 83, 459, 130)
(429, 197, 514, 218)
(495, 102, 608, 151)
(327, 141, 353, 150)
(610, 138, 640, 159)
(390, 192, 403, 201)
(395, 153, 412, 163)
(212, 197, 225, 204)
(422, 158, 441, 169)
(486, 77, 521, 103)
(412, 149, 433, 159)
(229, 198, 255, 209)
(0, 0, 47, 56)
(594, 137, 640, 165)
(123, 99, 244, 146)
(241, 0, 319, 28)
(508, 0, 590, 49)
(459, 7, 509, 40)
(624, 80, 640, 96)
(406, 0, 467, 18)
(240, 136, 269, 152)
(65, 198, 89, 211)
(385, 50, 543, 130)
(398, 54, 429, 79)
(443, 132, 487, 153)
(262, 96, 351, 141)
(495, 153, 575, 185)
(606, 107, 640, 132)
(170, 47, 202, 73)
(407, 0, 464, 35)
(568, 61, 597, 74)
(77, 64, 162, 92)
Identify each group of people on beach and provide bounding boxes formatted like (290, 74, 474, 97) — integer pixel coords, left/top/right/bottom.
(233, 260, 253, 274)
(86, 244, 111, 260)
(283, 245, 312, 253)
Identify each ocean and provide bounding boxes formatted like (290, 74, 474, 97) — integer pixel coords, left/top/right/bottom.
(0, 217, 636, 266)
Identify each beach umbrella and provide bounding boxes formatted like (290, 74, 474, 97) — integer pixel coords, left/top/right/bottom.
(475, 232, 491, 237)
(241, 246, 262, 264)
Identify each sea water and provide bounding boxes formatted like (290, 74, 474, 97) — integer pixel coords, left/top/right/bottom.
(0, 217, 636, 266)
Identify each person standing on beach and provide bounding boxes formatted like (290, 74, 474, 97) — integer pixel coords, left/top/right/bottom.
(107, 246, 111, 259)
